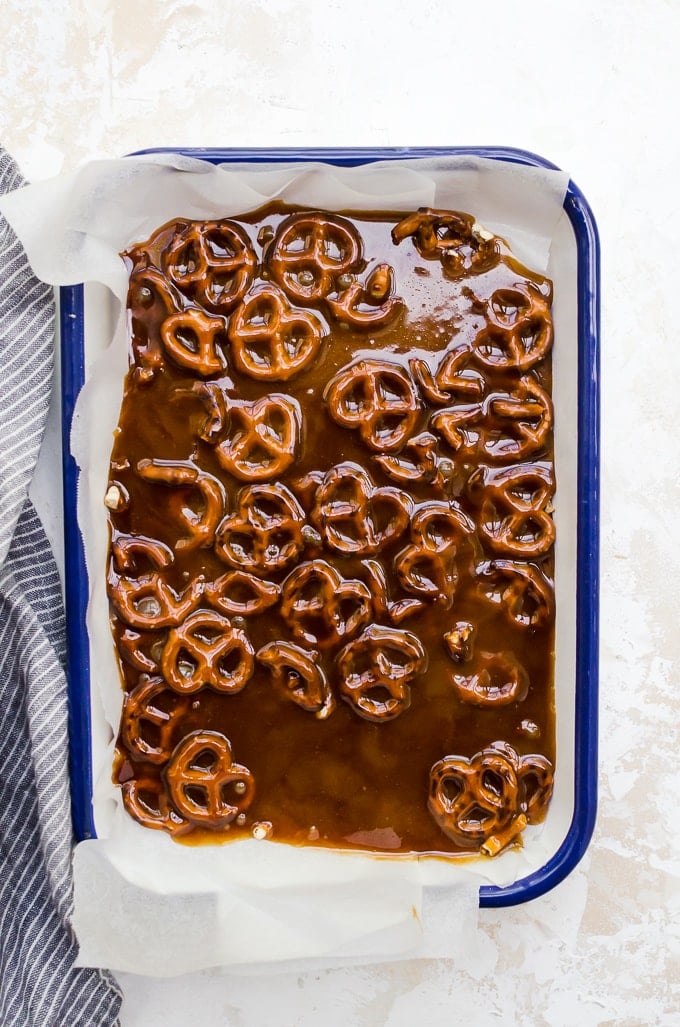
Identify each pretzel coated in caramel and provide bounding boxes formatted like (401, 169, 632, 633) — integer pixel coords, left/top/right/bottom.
(311, 463, 411, 555)
(337, 624, 427, 722)
(392, 208, 500, 278)
(449, 651, 529, 707)
(325, 358, 420, 452)
(269, 212, 362, 303)
(428, 743, 554, 852)
(215, 482, 305, 575)
(160, 308, 228, 376)
(474, 463, 555, 558)
(280, 560, 372, 650)
(228, 284, 324, 381)
(161, 610, 254, 694)
(136, 459, 226, 551)
(163, 219, 256, 313)
(257, 641, 335, 719)
(216, 394, 301, 481)
(121, 675, 191, 764)
(165, 731, 255, 828)
(477, 559, 555, 629)
(472, 282, 553, 371)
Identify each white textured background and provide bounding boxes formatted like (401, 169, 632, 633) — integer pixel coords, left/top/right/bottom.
(1, 1, 679, 1024)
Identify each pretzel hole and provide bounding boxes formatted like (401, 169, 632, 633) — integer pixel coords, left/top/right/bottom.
(363, 684, 397, 706)
(172, 325, 200, 354)
(137, 787, 163, 816)
(519, 318, 548, 353)
(511, 517, 547, 546)
(490, 289, 529, 326)
(242, 443, 277, 468)
(461, 805, 492, 829)
(373, 414, 409, 444)
(140, 721, 163, 749)
(482, 769, 506, 798)
(218, 648, 246, 677)
(440, 776, 463, 804)
(508, 480, 547, 505)
(475, 328, 509, 363)
(208, 274, 239, 299)
(339, 380, 370, 414)
(176, 650, 198, 679)
(171, 242, 200, 278)
(282, 326, 312, 356)
(189, 748, 218, 772)
(185, 785, 209, 807)
(204, 230, 238, 259)
(301, 613, 332, 643)
(243, 338, 275, 368)
(421, 515, 461, 551)
(134, 596, 162, 618)
(223, 531, 255, 562)
(283, 234, 311, 255)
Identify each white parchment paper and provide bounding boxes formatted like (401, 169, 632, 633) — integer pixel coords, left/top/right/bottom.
(0, 154, 571, 975)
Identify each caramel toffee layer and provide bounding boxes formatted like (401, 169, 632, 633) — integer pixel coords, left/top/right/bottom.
(107, 205, 556, 855)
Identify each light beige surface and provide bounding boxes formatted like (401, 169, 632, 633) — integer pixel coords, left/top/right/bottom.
(2, 0, 679, 1024)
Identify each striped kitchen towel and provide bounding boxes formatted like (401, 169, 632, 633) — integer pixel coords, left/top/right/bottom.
(0, 147, 122, 1026)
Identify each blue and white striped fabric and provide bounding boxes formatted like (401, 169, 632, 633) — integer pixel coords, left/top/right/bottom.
(0, 147, 122, 1026)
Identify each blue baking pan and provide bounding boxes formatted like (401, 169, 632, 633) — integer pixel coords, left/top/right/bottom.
(60, 146, 599, 907)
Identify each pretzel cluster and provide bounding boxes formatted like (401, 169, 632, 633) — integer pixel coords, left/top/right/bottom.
(110, 205, 556, 852)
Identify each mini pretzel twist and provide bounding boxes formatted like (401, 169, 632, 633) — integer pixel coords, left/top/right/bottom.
(162, 219, 256, 313)
(257, 641, 335, 719)
(215, 483, 305, 575)
(108, 535, 203, 630)
(337, 624, 427, 723)
(280, 559, 372, 650)
(477, 559, 555, 629)
(325, 358, 420, 453)
(326, 264, 403, 329)
(474, 463, 555, 558)
(449, 651, 529, 707)
(121, 772, 192, 836)
(311, 462, 411, 555)
(269, 212, 362, 303)
(121, 675, 192, 764)
(472, 282, 553, 371)
(204, 570, 280, 616)
(392, 208, 500, 278)
(228, 284, 324, 381)
(429, 741, 554, 854)
(165, 731, 255, 828)
(160, 308, 228, 376)
(161, 610, 255, 694)
(136, 459, 226, 551)
(394, 502, 473, 606)
(216, 394, 301, 482)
